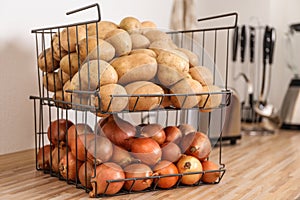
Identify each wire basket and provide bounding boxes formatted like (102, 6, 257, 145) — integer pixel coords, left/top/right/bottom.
(30, 3, 237, 198)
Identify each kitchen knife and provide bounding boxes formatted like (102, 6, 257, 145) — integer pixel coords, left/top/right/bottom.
(249, 26, 255, 63)
(240, 25, 247, 63)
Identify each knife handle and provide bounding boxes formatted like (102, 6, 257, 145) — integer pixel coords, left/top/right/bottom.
(240, 25, 247, 63)
(232, 26, 239, 62)
(249, 27, 255, 63)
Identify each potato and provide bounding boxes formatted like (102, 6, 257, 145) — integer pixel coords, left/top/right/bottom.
(57, 69, 70, 84)
(105, 29, 132, 57)
(93, 83, 128, 113)
(70, 60, 118, 91)
(125, 81, 164, 111)
(119, 16, 141, 33)
(149, 39, 177, 55)
(60, 26, 86, 52)
(60, 53, 79, 77)
(129, 49, 157, 58)
(38, 48, 59, 72)
(52, 90, 71, 109)
(189, 66, 214, 86)
(52, 34, 68, 61)
(77, 37, 115, 63)
(156, 49, 190, 87)
(177, 48, 199, 67)
(143, 29, 172, 43)
(199, 85, 222, 112)
(43, 72, 63, 92)
(170, 78, 203, 109)
(87, 21, 118, 39)
(130, 33, 150, 49)
(63, 80, 90, 109)
(141, 21, 157, 29)
(110, 53, 157, 85)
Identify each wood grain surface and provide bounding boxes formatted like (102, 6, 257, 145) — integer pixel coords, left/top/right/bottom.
(1, 129, 300, 200)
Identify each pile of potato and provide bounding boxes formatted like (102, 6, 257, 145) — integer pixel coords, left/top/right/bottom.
(38, 16, 222, 113)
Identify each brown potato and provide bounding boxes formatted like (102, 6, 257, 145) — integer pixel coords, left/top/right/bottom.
(170, 78, 203, 109)
(130, 33, 150, 49)
(110, 53, 157, 85)
(60, 26, 86, 52)
(129, 49, 157, 58)
(149, 39, 177, 55)
(52, 90, 71, 109)
(141, 21, 157, 29)
(189, 66, 214, 86)
(63, 80, 90, 109)
(125, 81, 164, 111)
(38, 48, 59, 72)
(199, 85, 222, 111)
(105, 29, 132, 57)
(87, 21, 118, 39)
(43, 72, 63, 92)
(77, 37, 115, 63)
(70, 60, 118, 91)
(57, 69, 70, 84)
(93, 83, 128, 113)
(119, 16, 141, 33)
(143, 29, 172, 43)
(52, 34, 68, 61)
(60, 53, 79, 77)
(177, 48, 199, 68)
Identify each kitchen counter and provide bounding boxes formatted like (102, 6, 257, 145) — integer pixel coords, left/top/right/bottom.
(1, 129, 300, 200)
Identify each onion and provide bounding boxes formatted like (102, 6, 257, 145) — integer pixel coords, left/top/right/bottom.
(47, 119, 74, 145)
(73, 133, 95, 162)
(67, 123, 93, 150)
(37, 144, 53, 170)
(180, 132, 212, 161)
(96, 115, 136, 150)
(78, 161, 94, 189)
(131, 137, 162, 166)
(89, 162, 125, 197)
(123, 163, 153, 191)
(153, 160, 179, 189)
(161, 142, 182, 163)
(164, 126, 182, 144)
(140, 123, 166, 145)
(201, 160, 220, 183)
(87, 135, 113, 165)
(177, 123, 196, 136)
(51, 144, 68, 173)
(176, 155, 202, 185)
(59, 152, 83, 181)
(111, 145, 140, 168)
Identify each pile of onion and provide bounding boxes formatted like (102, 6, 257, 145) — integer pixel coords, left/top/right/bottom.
(176, 155, 202, 185)
(47, 119, 74, 146)
(201, 160, 220, 183)
(139, 123, 166, 145)
(51, 144, 68, 173)
(111, 145, 140, 168)
(59, 152, 83, 181)
(78, 161, 94, 189)
(86, 135, 113, 165)
(153, 160, 179, 189)
(89, 162, 125, 197)
(164, 126, 182, 144)
(37, 144, 53, 170)
(161, 142, 182, 163)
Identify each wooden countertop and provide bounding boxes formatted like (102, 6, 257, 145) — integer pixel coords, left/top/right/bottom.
(1, 129, 300, 200)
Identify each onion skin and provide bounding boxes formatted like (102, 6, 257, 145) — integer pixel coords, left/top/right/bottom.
(180, 132, 212, 161)
(153, 160, 179, 189)
(67, 124, 93, 151)
(123, 163, 153, 191)
(161, 142, 182, 163)
(47, 119, 74, 146)
(59, 152, 83, 181)
(111, 145, 140, 168)
(164, 126, 182, 145)
(201, 160, 220, 183)
(87, 135, 113, 165)
(130, 137, 162, 167)
(73, 134, 95, 162)
(176, 155, 202, 185)
(78, 161, 94, 189)
(140, 124, 166, 145)
(97, 115, 136, 150)
(89, 162, 125, 197)
(51, 144, 68, 173)
(177, 123, 196, 136)
(37, 144, 53, 170)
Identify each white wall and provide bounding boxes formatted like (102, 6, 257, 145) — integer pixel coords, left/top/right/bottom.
(0, 0, 299, 154)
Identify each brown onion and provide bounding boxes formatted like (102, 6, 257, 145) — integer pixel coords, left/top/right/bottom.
(37, 144, 53, 170)
(140, 123, 166, 145)
(67, 123, 93, 151)
(78, 161, 94, 189)
(161, 142, 182, 163)
(51, 144, 68, 173)
(177, 123, 196, 136)
(111, 145, 140, 168)
(123, 163, 153, 191)
(180, 132, 212, 161)
(97, 115, 136, 150)
(47, 119, 74, 145)
(131, 137, 162, 166)
(201, 160, 220, 183)
(73, 133, 95, 162)
(176, 155, 202, 185)
(164, 126, 182, 144)
(59, 152, 83, 181)
(89, 162, 125, 197)
(153, 160, 179, 189)
(87, 135, 113, 165)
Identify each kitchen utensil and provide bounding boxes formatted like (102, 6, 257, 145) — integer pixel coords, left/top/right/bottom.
(232, 26, 239, 62)
(281, 23, 300, 130)
(240, 25, 247, 63)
